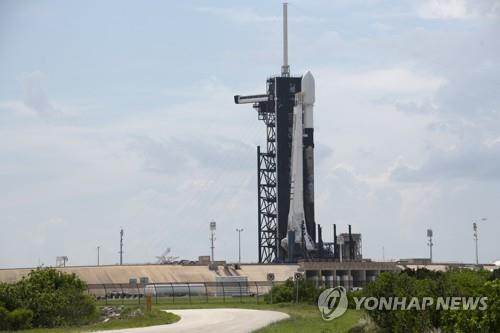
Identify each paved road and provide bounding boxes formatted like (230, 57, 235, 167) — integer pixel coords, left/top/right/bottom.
(96, 308, 289, 333)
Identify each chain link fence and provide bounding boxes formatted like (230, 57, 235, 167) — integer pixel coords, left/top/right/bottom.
(86, 278, 371, 305)
(87, 281, 284, 305)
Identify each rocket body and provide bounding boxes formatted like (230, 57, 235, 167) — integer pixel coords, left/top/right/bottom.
(302, 71, 316, 243)
(281, 71, 316, 252)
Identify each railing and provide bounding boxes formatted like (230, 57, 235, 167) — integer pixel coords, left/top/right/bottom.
(86, 279, 373, 305)
(86, 280, 283, 305)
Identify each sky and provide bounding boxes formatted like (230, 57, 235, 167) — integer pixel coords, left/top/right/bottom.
(0, 0, 499, 268)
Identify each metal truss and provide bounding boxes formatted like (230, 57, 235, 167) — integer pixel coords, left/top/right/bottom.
(256, 99, 278, 263)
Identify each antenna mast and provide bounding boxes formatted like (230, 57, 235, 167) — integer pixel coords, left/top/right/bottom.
(119, 228, 124, 265)
(281, 2, 290, 76)
(427, 228, 433, 263)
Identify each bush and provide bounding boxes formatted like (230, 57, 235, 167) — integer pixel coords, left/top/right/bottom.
(0, 306, 9, 330)
(265, 278, 323, 304)
(7, 308, 33, 330)
(0, 267, 97, 329)
(362, 269, 498, 333)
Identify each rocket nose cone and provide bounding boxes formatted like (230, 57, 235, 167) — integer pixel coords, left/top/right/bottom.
(302, 71, 315, 104)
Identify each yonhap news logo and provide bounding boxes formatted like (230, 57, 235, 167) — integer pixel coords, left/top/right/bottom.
(317, 286, 348, 320)
(317, 288, 488, 321)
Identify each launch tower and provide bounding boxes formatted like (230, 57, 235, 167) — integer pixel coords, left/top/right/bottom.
(234, 3, 316, 263)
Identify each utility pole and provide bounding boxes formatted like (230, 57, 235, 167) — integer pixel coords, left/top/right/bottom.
(474, 218, 487, 265)
(210, 221, 216, 262)
(473, 223, 478, 265)
(427, 229, 433, 263)
(119, 228, 124, 265)
(236, 228, 244, 264)
(97, 246, 101, 266)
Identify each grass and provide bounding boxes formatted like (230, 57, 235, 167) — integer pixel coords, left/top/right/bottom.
(154, 300, 363, 333)
(5, 307, 179, 333)
(255, 307, 362, 333)
(7, 298, 363, 333)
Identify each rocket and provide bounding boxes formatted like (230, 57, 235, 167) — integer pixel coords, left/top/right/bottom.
(234, 3, 318, 262)
(302, 71, 316, 244)
(281, 71, 316, 252)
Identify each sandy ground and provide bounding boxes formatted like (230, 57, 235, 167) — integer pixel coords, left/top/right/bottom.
(94, 308, 290, 333)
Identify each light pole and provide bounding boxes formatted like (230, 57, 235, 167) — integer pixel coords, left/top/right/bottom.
(97, 246, 101, 266)
(473, 222, 478, 265)
(210, 221, 216, 262)
(474, 218, 487, 265)
(427, 229, 433, 263)
(236, 228, 244, 264)
(119, 228, 124, 265)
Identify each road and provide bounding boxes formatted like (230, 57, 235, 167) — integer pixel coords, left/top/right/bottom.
(96, 308, 289, 333)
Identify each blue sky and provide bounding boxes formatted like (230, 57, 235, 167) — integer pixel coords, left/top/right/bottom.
(1, 0, 499, 268)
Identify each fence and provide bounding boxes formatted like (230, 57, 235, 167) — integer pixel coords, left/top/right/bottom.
(87, 280, 284, 305)
(86, 278, 373, 305)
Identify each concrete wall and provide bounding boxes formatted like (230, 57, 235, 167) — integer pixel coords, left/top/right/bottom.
(0, 264, 300, 285)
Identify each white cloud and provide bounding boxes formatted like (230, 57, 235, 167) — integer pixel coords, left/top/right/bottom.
(16, 71, 82, 120)
(20, 71, 59, 117)
(193, 5, 321, 23)
(334, 67, 446, 97)
(417, 0, 500, 19)
(1, 1, 499, 267)
(0, 100, 35, 117)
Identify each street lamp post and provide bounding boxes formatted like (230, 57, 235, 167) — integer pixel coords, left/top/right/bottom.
(236, 228, 244, 264)
(474, 218, 487, 265)
(473, 222, 478, 265)
(427, 229, 433, 263)
(97, 246, 101, 266)
(210, 221, 216, 262)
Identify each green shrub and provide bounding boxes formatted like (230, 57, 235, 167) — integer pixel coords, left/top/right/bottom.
(362, 269, 498, 333)
(0, 283, 22, 311)
(7, 308, 33, 330)
(265, 278, 323, 304)
(0, 267, 97, 329)
(0, 306, 9, 330)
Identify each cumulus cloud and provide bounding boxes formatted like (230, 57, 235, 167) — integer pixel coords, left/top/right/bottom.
(417, 0, 500, 19)
(391, 140, 500, 182)
(20, 71, 59, 118)
(1, 1, 499, 267)
(127, 135, 254, 174)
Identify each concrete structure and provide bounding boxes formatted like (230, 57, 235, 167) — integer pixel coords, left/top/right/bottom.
(3, 260, 493, 288)
(300, 260, 400, 288)
(0, 264, 299, 285)
(398, 261, 497, 272)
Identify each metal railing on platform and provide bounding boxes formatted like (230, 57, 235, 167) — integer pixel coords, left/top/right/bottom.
(86, 279, 372, 305)
(86, 280, 283, 305)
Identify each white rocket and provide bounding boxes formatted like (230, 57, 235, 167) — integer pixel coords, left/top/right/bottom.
(281, 71, 316, 251)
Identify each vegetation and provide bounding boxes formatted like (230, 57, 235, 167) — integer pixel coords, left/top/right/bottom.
(6, 308, 179, 333)
(265, 278, 324, 304)
(0, 268, 96, 330)
(361, 268, 500, 333)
